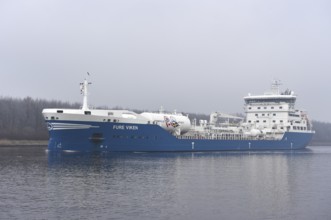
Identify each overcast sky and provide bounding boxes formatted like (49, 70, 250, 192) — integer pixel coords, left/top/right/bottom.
(0, 0, 330, 121)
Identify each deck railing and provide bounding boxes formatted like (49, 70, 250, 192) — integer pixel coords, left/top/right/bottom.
(176, 133, 281, 141)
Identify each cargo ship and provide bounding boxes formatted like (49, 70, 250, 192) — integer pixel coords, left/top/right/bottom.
(42, 78, 314, 152)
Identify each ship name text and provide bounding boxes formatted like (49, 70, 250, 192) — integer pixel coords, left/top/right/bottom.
(113, 125, 139, 130)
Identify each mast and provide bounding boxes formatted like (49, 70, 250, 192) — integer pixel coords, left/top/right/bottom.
(271, 79, 282, 95)
(80, 77, 92, 110)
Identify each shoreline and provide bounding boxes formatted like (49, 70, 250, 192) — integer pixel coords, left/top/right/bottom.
(0, 139, 48, 146)
(309, 143, 331, 147)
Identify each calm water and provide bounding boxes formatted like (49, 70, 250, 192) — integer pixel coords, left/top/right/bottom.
(0, 146, 331, 220)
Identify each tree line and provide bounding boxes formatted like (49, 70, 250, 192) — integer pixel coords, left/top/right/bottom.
(310, 121, 331, 145)
(0, 97, 79, 140)
(0, 96, 330, 145)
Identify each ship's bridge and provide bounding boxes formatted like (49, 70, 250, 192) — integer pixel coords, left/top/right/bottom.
(243, 81, 312, 133)
(244, 80, 297, 106)
(244, 94, 296, 105)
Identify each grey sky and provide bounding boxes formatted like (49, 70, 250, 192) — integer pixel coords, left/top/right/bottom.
(1, 0, 330, 122)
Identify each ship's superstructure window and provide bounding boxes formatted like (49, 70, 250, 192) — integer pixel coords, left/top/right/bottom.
(57, 110, 63, 113)
(84, 111, 91, 115)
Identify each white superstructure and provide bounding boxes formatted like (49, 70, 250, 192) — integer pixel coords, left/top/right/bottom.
(243, 80, 312, 133)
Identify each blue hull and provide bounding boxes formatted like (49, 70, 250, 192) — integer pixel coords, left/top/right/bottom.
(46, 121, 314, 152)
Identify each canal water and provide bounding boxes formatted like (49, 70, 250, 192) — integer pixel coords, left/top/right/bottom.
(0, 146, 330, 220)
